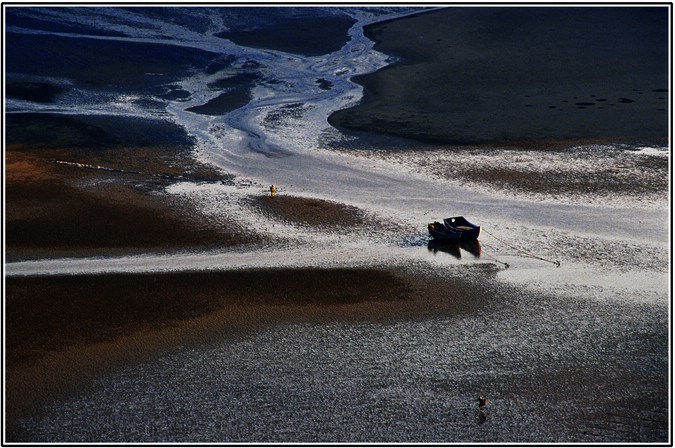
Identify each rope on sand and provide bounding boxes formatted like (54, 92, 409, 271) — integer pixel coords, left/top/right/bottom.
(482, 228, 560, 267)
(480, 250, 510, 269)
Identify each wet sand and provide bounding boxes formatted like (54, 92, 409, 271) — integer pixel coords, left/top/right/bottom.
(4, 7, 670, 443)
(5, 113, 254, 260)
(4, 268, 413, 432)
(329, 7, 669, 146)
(6, 261, 667, 442)
(249, 195, 368, 228)
(6, 93, 669, 446)
(340, 143, 670, 206)
(3, 112, 433, 436)
(3, 112, 499, 439)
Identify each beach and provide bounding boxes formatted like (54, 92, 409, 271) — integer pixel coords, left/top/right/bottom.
(4, 6, 670, 443)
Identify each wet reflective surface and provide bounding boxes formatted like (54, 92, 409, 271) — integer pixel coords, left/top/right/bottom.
(428, 239, 482, 259)
(5, 6, 669, 444)
(15, 269, 668, 443)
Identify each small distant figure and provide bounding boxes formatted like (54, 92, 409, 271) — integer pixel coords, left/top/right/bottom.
(478, 395, 488, 411)
(270, 184, 277, 197)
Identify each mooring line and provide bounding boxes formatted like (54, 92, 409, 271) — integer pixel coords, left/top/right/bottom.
(482, 228, 560, 267)
(480, 250, 510, 269)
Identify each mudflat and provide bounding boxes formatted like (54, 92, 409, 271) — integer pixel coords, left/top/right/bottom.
(4, 113, 255, 260)
(329, 7, 669, 146)
(4, 6, 669, 443)
(5, 265, 497, 440)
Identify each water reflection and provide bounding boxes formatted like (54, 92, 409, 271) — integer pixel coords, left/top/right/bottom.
(427, 239, 482, 259)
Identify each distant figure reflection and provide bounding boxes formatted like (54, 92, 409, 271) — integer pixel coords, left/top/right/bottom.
(427, 239, 482, 259)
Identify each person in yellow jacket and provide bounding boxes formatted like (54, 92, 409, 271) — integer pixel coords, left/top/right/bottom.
(270, 184, 277, 197)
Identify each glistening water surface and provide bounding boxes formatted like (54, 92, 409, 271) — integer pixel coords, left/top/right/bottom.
(17, 275, 667, 442)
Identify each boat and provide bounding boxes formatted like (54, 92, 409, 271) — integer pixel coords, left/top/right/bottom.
(427, 216, 481, 241)
(443, 216, 481, 240)
(427, 221, 462, 241)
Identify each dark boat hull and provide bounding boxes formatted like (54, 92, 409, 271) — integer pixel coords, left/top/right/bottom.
(428, 224, 462, 241)
(428, 216, 481, 241)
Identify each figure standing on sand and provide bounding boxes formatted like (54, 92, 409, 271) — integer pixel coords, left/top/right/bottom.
(478, 395, 488, 411)
(270, 184, 277, 197)
(476, 395, 488, 424)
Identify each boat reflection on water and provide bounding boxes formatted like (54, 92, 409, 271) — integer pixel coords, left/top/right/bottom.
(427, 239, 482, 260)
